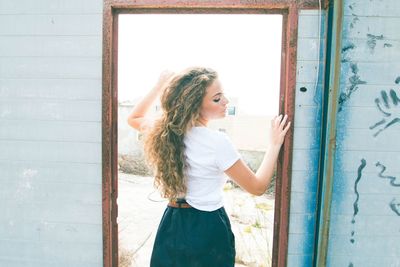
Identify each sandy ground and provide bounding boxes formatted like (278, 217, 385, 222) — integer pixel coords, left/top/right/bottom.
(118, 172, 274, 267)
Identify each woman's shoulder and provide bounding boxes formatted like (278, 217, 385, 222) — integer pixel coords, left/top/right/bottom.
(191, 127, 232, 144)
(185, 127, 217, 145)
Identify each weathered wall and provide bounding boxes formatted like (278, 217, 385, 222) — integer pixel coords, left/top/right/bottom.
(326, 0, 400, 266)
(2, 0, 399, 266)
(0, 0, 103, 266)
(287, 9, 326, 267)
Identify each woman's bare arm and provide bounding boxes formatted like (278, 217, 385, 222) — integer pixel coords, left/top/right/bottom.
(127, 70, 175, 131)
(224, 114, 291, 195)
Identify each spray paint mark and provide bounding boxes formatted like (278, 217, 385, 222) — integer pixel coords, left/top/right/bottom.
(389, 199, 400, 216)
(384, 43, 393, 48)
(370, 84, 400, 137)
(366, 34, 384, 53)
(369, 119, 386, 130)
(375, 162, 400, 187)
(349, 263, 354, 267)
(339, 63, 367, 112)
(395, 76, 400, 84)
(342, 42, 356, 62)
(350, 159, 366, 244)
(342, 43, 356, 52)
(350, 16, 359, 29)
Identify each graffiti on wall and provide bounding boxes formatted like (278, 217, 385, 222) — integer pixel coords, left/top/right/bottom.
(375, 161, 400, 217)
(369, 78, 400, 137)
(350, 159, 366, 244)
(338, 63, 367, 112)
(348, 159, 400, 256)
(346, 79, 399, 267)
(375, 162, 400, 187)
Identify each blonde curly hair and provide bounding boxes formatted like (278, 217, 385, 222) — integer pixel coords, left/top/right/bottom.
(144, 67, 218, 199)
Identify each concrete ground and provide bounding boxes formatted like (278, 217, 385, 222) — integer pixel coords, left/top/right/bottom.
(118, 172, 274, 267)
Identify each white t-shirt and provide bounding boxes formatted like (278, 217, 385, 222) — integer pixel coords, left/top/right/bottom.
(183, 126, 241, 211)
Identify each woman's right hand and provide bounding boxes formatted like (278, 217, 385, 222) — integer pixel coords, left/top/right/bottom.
(269, 114, 291, 147)
(155, 70, 175, 93)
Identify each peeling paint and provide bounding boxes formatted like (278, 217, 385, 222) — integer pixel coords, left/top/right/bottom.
(338, 63, 367, 112)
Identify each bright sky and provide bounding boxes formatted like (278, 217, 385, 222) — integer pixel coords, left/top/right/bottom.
(118, 14, 282, 116)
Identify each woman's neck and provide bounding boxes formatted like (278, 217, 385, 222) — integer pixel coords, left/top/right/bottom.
(196, 117, 208, 127)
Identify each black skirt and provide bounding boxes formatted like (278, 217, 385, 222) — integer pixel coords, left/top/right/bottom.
(150, 203, 236, 267)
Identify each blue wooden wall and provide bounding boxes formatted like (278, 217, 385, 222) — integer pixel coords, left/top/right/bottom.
(0, 0, 103, 266)
(326, 0, 400, 266)
(287, 9, 326, 267)
(287, 1, 400, 266)
(1, 0, 399, 266)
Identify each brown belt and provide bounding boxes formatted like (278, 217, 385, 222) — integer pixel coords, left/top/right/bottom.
(168, 198, 192, 208)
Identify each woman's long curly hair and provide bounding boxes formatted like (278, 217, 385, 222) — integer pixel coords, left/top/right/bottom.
(144, 67, 218, 199)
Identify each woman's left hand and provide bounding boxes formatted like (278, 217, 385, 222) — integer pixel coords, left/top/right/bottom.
(269, 114, 291, 147)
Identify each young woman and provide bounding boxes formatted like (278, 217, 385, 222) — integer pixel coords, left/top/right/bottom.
(127, 67, 291, 267)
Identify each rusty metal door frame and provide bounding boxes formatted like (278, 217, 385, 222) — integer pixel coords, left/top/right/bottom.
(102, 1, 325, 266)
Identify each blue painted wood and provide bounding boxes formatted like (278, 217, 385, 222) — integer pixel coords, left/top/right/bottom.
(0, 14, 102, 35)
(289, 213, 316, 234)
(290, 192, 318, 214)
(0, 140, 101, 163)
(0, 160, 101, 185)
(0, 78, 102, 100)
(285, 9, 327, 267)
(287, 254, 313, 267)
(0, 0, 103, 265)
(326, 0, 400, 266)
(339, 62, 400, 86)
(341, 38, 400, 63)
(0, 201, 102, 225)
(0, 239, 102, 264)
(287, 233, 315, 255)
(0, 220, 102, 243)
(0, 121, 101, 142)
(0, 36, 102, 57)
(327, 235, 400, 257)
(343, 0, 400, 17)
(291, 170, 319, 193)
(0, 57, 101, 79)
(292, 149, 320, 172)
(328, 214, 400, 236)
(0, 181, 101, 205)
(327, 255, 400, 267)
(0, 0, 102, 14)
(295, 83, 323, 106)
(0, 99, 101, 121)
(342, 16, 400, 40)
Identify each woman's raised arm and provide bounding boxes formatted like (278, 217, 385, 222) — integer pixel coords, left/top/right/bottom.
(127, 70, 175, 131)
